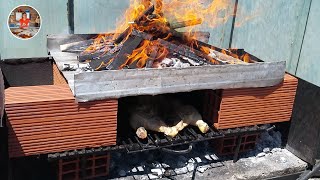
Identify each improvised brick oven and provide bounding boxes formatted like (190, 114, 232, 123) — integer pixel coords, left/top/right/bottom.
(3, 1, 300, 179)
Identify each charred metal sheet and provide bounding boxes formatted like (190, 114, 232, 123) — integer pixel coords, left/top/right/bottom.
(73, 61, 285, 102)
(47, 34, 286, 102)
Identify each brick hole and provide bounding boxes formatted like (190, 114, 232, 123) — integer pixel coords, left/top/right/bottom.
(62, 172, 77, 180)
(223, 137, 236, 146)
(222, 146, 234, 154)
(95, 157, 108, 167)
(95, 166, 108, 176)
(246, 134, 258, 142)
(62, 162, 77, 172)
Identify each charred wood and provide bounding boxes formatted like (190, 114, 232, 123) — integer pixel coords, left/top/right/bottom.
(131, 29, 153, 40)
(205, 47, 247, 64)
(89, 53, 117, 71)
(134, 5, 155, 24)
(77, 44, 122, 62)
(107, 36, 143, 70)
(145, 46, 159, 68)
(195, 40, 246, 63)
(181, 31, 210, 43)
(157, 39, 222, 65)
(114, 5, 155, 44)
(169, 18, 203, 29)
(114, 26, 133, 45)
(60, 39, 95, 52)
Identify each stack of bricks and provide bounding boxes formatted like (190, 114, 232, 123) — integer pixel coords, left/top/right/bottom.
(5, 85, 118, 158)
(58, 153, 110, 180)
(53, 63, 67, 85)
(213, 134, 260, 155)
(204, 74, 298, 129)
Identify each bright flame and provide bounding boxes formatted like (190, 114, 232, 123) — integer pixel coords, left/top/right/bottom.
(83, 0, 254, 68)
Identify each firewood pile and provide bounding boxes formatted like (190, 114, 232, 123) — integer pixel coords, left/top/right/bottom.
(60, 0, 252, 72)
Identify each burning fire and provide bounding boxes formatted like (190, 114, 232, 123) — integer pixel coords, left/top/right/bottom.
(83, 0, 253, 70)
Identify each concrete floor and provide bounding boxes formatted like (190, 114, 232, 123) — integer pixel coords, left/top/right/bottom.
(109, 146, 307, 180)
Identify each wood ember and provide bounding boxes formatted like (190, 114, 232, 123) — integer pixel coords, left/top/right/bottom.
(145, 46, 159, 68)
(207, 48, 246, 64)
(169, 18, 203, 29)
(157, 39, 219, 65)
(131, 29, 153, 40)
(134, 5, 155, 24)
(89, 53, 118, 71)
(106, 36, 143, 70)
(77, 44, 122, 62)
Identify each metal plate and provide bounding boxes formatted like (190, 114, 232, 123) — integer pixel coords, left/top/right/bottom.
(48, 34, 286, 102)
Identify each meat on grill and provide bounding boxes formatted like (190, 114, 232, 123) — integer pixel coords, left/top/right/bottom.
(174, 105, 210, 133)
(129, 103, 183, 139)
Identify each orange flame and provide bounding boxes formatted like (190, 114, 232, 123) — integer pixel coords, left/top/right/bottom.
(84, 0, 255, 68)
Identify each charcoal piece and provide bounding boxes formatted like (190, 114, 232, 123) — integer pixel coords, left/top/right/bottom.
(106, 36, 143, 70)
(169, 18, 203, 29)
(128, 61, 138, 69)
(146, 46, 159, 68)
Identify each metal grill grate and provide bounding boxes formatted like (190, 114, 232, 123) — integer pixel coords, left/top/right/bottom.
(48, 125, 271, 160)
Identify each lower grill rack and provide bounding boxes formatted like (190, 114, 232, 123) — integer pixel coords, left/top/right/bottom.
(48, 125, 271, 160)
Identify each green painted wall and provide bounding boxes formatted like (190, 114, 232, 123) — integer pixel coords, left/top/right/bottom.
(231, 0, 311, 75)
(73, 0, 131, 34)
(0, 0, 69, 59)
(296, 0, 320, 87)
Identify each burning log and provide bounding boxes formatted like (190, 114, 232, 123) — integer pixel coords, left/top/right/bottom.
(201, 46, 247, 64)
(169, 18, 203, 29)
(145, 46, 159, 68)
(134, 5, 155, 24)
(89, 53, 117, 70)
(107, 36, 143, 70)
(157, 39, 221, 65)
(77, 44, 122, 63)
(131, 29, 153, 40)
(114, 5, 155, 44)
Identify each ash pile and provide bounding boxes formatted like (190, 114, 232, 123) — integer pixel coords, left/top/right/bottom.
(59, 1, 252, 72)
